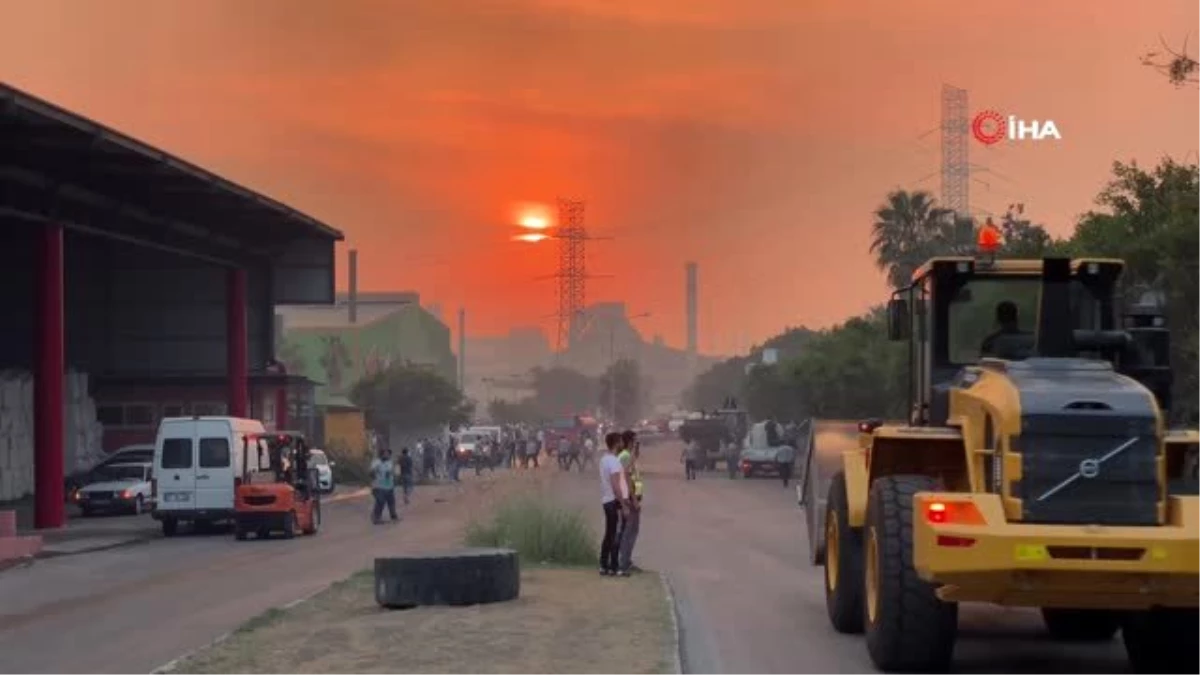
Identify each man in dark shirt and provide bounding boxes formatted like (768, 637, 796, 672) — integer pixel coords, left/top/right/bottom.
(399, 447, 415, 505)
(980, 301, 1032, 359)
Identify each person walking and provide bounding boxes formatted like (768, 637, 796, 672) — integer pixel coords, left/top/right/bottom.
(399, 447, 415, 505)
(370, 447, 398, 523)
(617, 431, 644, 575)
(446, 441, 461, 482)
(598, 431, 630, 576)
(681, 438, 699, 480)
(776, 428, 796, 487)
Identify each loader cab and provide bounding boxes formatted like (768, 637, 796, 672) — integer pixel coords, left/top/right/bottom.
(887, 251, 1164, 427)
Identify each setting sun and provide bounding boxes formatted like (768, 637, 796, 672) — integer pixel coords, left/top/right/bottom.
(514, 202, 553, 230)
(513, 232, 550, 243)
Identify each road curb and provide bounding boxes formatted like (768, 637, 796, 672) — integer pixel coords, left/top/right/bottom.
(659, 571, 684, 674)
(150, 586, 327, 674)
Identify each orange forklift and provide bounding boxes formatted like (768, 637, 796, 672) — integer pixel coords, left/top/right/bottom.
(234, 432, 321, 540)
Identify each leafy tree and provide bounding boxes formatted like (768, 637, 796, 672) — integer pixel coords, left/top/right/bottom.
(870, 190, 955, 289)
(349, 362, 473, 435)
(1141, 35, 1198, 86)
(598, 358, 645, 426)
(528, 366, 598, 418)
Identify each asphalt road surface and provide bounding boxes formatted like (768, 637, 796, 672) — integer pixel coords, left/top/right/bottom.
(553, 441, 1133, 674)
(1, 445, 1140, 674)
(0, 476, 496, 674)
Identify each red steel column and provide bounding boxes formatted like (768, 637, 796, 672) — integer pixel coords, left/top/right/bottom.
(226, 268, 248, 418)
(34, 223, 66, 529)
(275, 386, 288, 431)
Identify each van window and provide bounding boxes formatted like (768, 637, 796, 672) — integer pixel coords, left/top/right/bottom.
(199, 438, 231, 468)
(162, 438, 193, 469)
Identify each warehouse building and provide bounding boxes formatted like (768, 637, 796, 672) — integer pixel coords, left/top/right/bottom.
(0, 82, 343, 528)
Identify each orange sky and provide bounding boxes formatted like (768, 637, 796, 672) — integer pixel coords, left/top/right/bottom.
(2, 0, 1196, 354)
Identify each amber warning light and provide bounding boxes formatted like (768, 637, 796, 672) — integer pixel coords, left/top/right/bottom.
(977, 219, 1002, 253)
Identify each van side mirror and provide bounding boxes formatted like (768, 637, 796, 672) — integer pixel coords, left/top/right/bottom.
(887, 298, 910, 341)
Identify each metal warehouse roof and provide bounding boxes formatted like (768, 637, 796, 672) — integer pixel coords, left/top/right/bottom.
(0, 81, 343, 262)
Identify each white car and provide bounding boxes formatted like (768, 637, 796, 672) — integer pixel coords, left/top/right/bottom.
(74, 462, 154, 516)
(309, 449, 335, 494)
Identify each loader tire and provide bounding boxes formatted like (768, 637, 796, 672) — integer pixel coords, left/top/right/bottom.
(1041, 608, 1118, 641)
(823, 471, 864, 634)
(375, 548, 520, 610)
(1122, 607, 1200, 674)
(864, 475, 957, 673)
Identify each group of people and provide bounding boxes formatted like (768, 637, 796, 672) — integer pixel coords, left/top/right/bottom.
(368, 445, 416, 523)
(598, 429, 645, 577)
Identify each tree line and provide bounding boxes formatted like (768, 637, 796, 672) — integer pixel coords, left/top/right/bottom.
(487, 359, 648, 427)
(687, 157, 1199, 427)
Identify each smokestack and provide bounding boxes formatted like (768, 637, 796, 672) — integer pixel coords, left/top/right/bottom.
(685, 262, 698, 355)
(458, 307, 466, 390)
(348, 249, 359, 324)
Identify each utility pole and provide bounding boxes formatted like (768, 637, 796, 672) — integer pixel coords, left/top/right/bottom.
(941, 84, 969, 219)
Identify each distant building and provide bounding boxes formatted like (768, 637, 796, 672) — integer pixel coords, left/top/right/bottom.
(275, 291, 457, 407)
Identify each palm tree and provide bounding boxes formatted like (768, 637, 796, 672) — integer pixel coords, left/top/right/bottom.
(869, 190, 955, 289)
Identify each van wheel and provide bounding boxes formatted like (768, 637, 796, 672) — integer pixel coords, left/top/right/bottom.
(283, 512, 297, 539)
(162, 518, 178, 537)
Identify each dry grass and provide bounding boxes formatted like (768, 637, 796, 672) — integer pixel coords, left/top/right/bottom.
(173, 567, 673, 674)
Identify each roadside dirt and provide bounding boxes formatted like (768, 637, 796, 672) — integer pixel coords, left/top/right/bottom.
(171, 566, 671, 674)
(169, 465, 674, 674)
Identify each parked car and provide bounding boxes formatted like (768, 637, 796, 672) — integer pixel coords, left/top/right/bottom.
(74, 462, 154, 516)
(309, 449, 335, 494)
(64, 444, 156, 500)
(153, 416, 266, 536)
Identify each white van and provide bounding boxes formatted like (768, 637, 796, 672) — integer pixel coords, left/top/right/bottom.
(152, 416, 265, 536)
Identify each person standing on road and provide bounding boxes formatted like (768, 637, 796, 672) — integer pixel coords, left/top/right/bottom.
(370, 447, 399, 523)
(681, 438, 699, 480)
(399, 447, 415, 505)
(599, 431, 630, 576)
(617, 431, 644, 575)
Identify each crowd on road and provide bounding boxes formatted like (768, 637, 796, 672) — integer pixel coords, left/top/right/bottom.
(599, 429, 645, 577)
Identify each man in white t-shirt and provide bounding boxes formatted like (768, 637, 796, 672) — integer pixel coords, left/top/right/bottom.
(598, 431, 630, 576)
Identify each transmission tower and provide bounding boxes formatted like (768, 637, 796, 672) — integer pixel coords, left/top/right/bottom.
(940, 84, 969, 219)
(555, 198, 587, 352)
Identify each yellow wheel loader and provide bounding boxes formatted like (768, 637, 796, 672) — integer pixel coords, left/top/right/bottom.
(798, 241, 1199, 673)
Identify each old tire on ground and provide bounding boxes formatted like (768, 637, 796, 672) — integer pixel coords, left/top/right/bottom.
(375, 548, 520, 609)
(1122, 607, 1200, 673)
(864, 475, 958, 673)
(824, 471, 865, 634)
(1041, 608, 1118, 641)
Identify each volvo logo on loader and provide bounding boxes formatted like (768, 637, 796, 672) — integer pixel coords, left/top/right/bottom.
(1079, 458, 1101, 479)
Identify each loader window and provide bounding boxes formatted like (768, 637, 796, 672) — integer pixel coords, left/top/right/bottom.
(947, 278, 1040, 364)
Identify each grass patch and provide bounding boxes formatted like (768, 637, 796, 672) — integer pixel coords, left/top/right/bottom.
(170, 567, 673, 674)
(464, 493, 597, 566)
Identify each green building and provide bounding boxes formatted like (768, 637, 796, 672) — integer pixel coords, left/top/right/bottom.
(275, 292, 457, 406)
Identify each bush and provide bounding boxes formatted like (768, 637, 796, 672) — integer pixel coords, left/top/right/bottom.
(465, 494, 597, 566)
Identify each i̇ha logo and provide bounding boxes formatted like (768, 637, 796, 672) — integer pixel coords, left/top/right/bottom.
(971, 110, 1061, 145)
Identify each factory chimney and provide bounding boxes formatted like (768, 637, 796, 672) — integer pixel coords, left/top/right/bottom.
(348, 249, 359, 324)
(457, 307, 466, 391)
(685, 262, 698, 355)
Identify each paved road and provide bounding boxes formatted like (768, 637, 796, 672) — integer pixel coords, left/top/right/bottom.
(553, 442, 1132, 674)
(0, 474, 499, 674)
